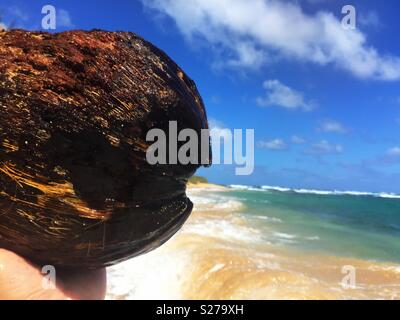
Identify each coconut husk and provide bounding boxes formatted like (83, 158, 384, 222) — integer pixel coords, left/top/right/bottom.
(0, 29, 210, 268)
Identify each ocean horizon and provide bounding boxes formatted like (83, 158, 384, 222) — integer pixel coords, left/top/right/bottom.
(229, 184, 400, 199)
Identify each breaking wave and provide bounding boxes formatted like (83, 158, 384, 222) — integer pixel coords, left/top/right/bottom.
(228, 184, 400, 199)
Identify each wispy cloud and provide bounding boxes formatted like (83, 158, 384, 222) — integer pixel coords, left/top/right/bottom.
(209, 118, 227, 131)
(142, 0, 400, 80)
(258, 138, 287, 150)
(306, 140, 343, 154)
(358, 146, 400, 167)
(387, 147, 400, 157)
(318, 120, 348, 134)
(291, 135, 306, 144)
(256, 79, 315, 111)
(209, 118, 231, 145)
(58, 9, 74, 28)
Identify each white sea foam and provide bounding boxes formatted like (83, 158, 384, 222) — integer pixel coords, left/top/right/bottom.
(182, 217, 263, 243)
(261, 185, 291, 192)
(334, 191, 372, 196)
(191, 197, 244, 212)
(367, 265, 400, 273)
(377, 193, 400, 199)
(294, 189, 400, 198)
(273, 232, 297, 240)
(188, 190, 245, 212)
(265, 231, 298, 245)
(229, 184, 250, 190)
(229, 184, 264, 192)
(228, 184, 400, 199)
(106, 240, 188, 300)
(252, 215, 282, 223)
(293, 188, 334, 195)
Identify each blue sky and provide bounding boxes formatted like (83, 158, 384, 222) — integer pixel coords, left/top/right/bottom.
(2, 0, 400, 192)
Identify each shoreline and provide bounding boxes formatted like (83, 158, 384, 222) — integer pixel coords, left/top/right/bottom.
(107, 184, 400, 300)
(187, 182, 230, 192)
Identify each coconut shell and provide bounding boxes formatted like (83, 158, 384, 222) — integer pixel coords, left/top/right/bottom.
(0, 29, 210, 268)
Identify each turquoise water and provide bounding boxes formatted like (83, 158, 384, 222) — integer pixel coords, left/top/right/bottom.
(228, 186, 400, 263)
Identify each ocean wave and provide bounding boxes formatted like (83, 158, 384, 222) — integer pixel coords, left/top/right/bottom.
(191, 197, 244, 212)
(252, 215, 282, 223)
(229, 184, 265, 192)
(182, 217, 263, 243)
(377, 193, 400, 199)
(274, 232, 297, 239)
(261, 185, 292, 192)
(229, 184, 400, 199)
(293, 188, 336, 195)
(188, 190, 245, 212)
(295, 189, 400, 198)
(272, 232, 297, 240)
(293, 189, 400, 198)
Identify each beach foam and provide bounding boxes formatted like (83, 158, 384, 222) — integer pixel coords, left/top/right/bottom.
(106, 237, 189, 299)
(229, 184, 400, 199)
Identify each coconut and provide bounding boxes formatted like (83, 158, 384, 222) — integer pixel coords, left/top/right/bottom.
(0, 30, 210, 268)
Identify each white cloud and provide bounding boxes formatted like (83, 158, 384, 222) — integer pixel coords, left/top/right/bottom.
(209, 118, 227, 131)
(318, 120, 348, 133)
(226, 41, 266, 69)
(58, 9, 74, 28)
(142, 0, 400, 80)
(258, 138, 287, 150)
(387, 147, 400, 157)
(256, 79, 315, 111)
(306, 140, 343, 154)
(209, 118, 231, 145)
(292, 135, 306, 144)
(0, 23, 7, 31)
